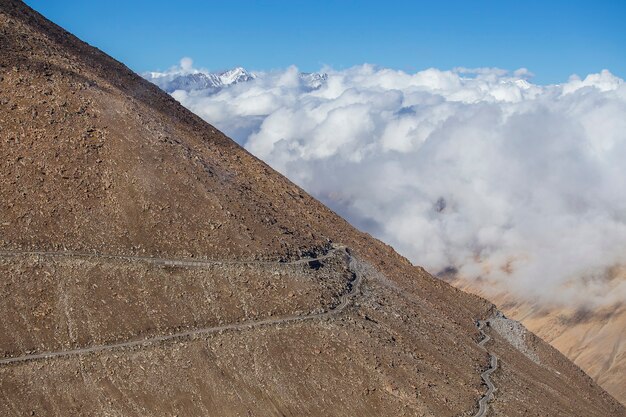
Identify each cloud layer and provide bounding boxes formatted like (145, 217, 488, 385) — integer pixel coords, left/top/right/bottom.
(161, 60, 626, 306)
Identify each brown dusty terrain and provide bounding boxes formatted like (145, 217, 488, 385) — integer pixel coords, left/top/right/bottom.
(451, 275, 626, 406)
(0, 0, 624, 415)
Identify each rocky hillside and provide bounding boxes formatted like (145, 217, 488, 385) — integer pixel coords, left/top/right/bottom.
(450, 275, 626, 405)
(0, 1, 623, 416)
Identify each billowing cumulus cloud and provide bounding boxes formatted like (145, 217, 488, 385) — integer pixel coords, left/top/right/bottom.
(157, 61, 626, 307)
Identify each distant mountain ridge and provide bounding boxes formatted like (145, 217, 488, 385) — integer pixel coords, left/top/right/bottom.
(143, 67, 328, 93)
(143, 67, 256, 93)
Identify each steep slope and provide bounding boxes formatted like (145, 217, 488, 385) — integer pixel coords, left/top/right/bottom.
(450, 275, 626, 405)
(0, 1, 623, 416)
(513, 300, 625, 405)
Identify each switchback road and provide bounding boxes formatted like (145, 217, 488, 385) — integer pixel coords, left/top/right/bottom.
(0, 246, 361, 365)
(474, 320, 499, 417)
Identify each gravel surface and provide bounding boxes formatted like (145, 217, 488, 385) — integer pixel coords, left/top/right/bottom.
(490, 312, 540, 364)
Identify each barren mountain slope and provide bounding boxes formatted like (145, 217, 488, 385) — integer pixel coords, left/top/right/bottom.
(0, 1, 623, 416)
(450, 275, 626, 405)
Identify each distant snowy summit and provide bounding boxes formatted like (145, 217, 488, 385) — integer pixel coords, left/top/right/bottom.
(143, 67, 328, 93)
(143, 67, 256, 93)
(300, 72, 328, 90)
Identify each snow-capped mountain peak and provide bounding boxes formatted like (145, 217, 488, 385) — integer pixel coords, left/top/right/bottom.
(143, 67, 256, 93)
(219, 67, 255, 85)
(143, 66, 327, 94)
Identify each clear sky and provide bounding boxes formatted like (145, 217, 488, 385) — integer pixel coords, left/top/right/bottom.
(25, 0, 625, 84)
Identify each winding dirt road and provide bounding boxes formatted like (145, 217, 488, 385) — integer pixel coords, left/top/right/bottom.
(1, 245, 501, 417)
(0, 248, 336, 268)
(474, 320, 499, 417)
(0, 246, 361, 365)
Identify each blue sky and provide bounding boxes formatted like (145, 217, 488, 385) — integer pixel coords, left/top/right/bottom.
(26, 0, 625, 84)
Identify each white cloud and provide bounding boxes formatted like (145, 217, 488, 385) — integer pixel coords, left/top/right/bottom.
(159, 61, 626, 307)
(179, 57, 194, 72)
